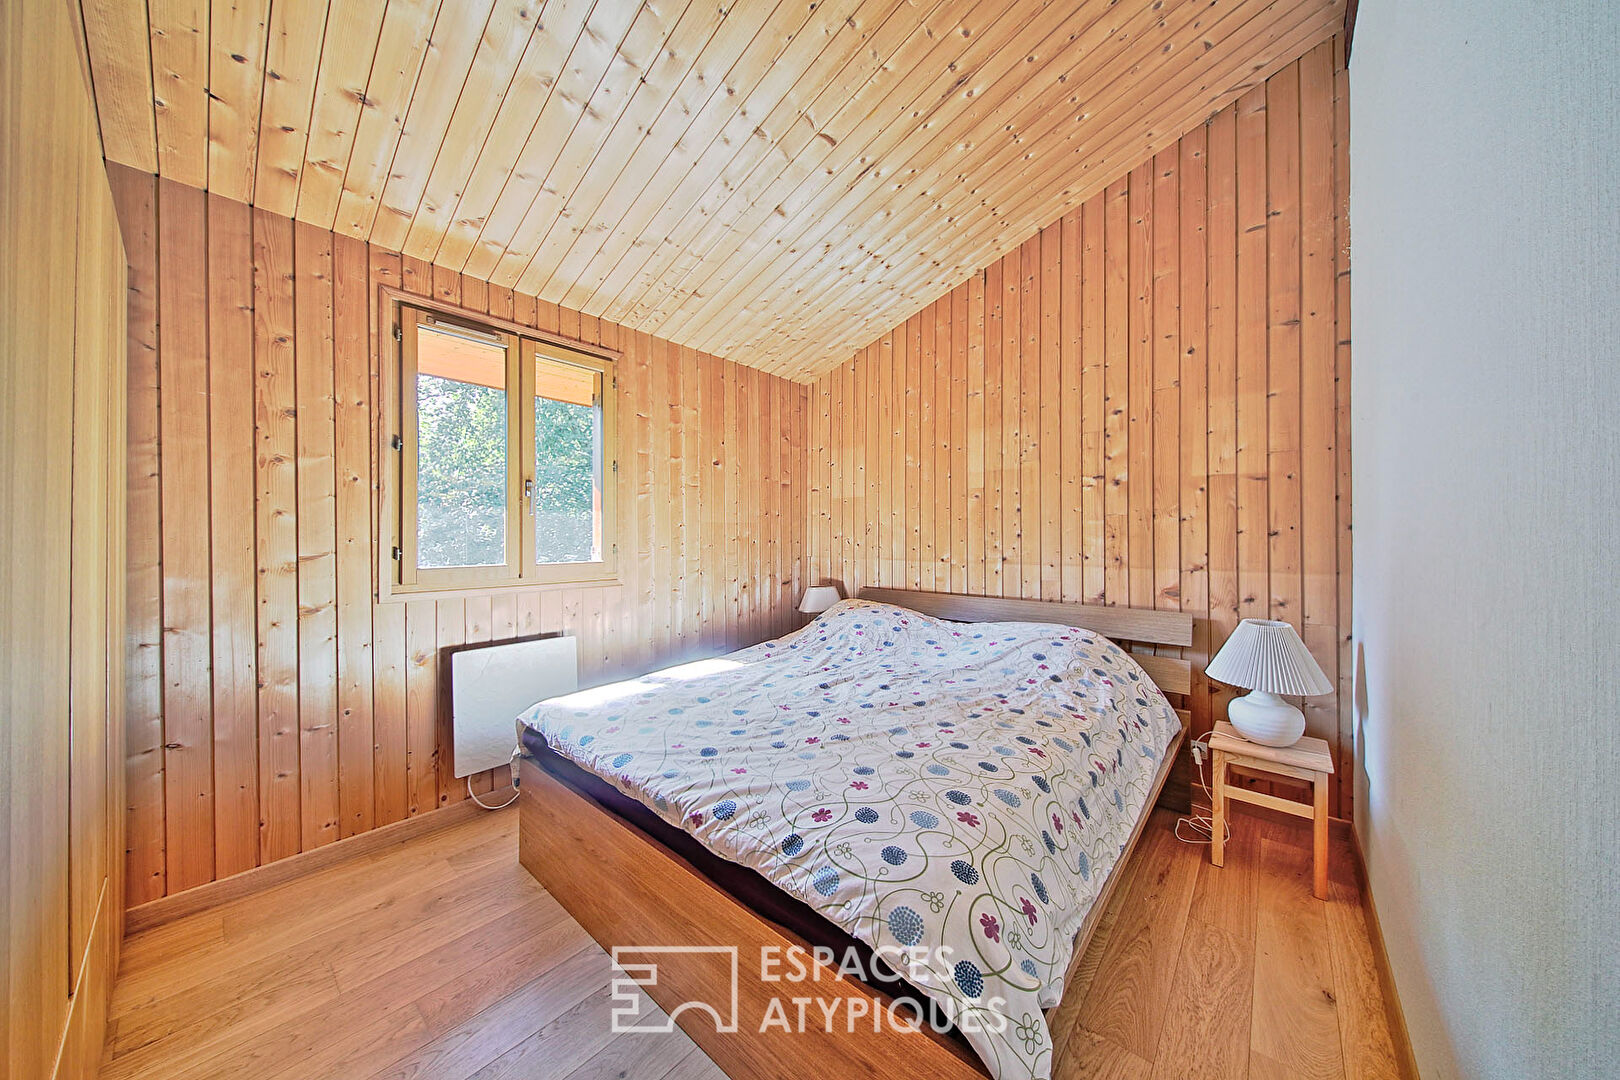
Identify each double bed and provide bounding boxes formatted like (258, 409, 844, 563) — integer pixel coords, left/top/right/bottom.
(515, 588, 1192, 1080)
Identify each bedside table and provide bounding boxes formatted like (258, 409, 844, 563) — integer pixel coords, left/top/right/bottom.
(1209, 719, 1335, 899)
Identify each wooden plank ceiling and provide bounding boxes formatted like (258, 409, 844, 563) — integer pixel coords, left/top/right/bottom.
(81, 0, 1343, 380)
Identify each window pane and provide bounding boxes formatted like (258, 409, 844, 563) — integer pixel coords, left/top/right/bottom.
(416, 325, 507, 569)
(533, 356, 601, 564)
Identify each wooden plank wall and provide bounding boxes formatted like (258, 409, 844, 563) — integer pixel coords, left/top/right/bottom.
(806, 41, 1352, 813)
(2, 0, 129, 1074)
(110, 168, 808, 906)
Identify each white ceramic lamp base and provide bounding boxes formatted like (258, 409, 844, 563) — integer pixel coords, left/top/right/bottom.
(1226, 690, 1306, 747)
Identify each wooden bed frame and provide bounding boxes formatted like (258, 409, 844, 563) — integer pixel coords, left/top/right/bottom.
(518, 588, 1194, 1079)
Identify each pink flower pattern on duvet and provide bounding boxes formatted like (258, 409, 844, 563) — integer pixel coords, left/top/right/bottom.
(518, 599, 1180, 1080)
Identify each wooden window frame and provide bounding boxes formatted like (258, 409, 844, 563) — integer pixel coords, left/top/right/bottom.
(377, 287, 620, 601)
(519, 338, 618, 585)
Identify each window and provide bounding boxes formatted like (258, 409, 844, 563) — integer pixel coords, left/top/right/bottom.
(386, 301, 617, 595)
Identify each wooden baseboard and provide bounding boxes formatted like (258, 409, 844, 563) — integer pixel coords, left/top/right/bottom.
(124, 799, 493, 934)
(1347, 824, 1424, 1080)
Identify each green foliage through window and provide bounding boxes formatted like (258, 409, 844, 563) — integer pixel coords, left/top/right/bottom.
(416, 373, 507, 568)
(534, 396, 600, 563)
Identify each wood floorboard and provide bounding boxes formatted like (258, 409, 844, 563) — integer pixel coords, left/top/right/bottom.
(373, 943, 607, 1080)
(104, 803, 1403, 1080)
(1052, 1025, 1154, 1080)
(1146, 918, 1252, 1080)
(1191, 799, 1262, 944)
(468, 985, 623, 1080)
(1250, 823, 1345, 1080)
(165, 898, 578, 1080)
(107, 867, 554, 1061)
(110, 815, 506, 1004)
(1077, 821, 1201, 1059)
(256, 911, 593, 1080)
(657, 1044, 732, 1080)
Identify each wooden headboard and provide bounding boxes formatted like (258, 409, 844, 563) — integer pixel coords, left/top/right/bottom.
(856, 587, 1194, 699)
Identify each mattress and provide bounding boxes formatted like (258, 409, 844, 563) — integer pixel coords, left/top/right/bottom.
(517, 599, 1181, 1080)
(520, 723, 958, 1027)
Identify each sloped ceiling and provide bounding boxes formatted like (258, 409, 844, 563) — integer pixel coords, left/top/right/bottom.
(80, 0, 1343, 380)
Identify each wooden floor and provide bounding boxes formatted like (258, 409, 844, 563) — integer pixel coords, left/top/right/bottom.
(101, 805, 1406, 1080)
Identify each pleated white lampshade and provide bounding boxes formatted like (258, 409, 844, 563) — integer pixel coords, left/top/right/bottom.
(798, 585, 842, 615)
(1206, 619, 1333, 697)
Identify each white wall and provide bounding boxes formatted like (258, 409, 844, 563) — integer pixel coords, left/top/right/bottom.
(1350, 3, 1619, 1077)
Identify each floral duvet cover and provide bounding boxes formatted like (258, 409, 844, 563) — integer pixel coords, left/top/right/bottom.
(518, 599, 1180, 1080)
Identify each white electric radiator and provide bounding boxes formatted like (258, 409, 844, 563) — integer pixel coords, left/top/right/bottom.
(449, 635, 579, 777)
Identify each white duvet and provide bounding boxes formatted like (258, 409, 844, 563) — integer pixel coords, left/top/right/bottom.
(519, 599, 1180, 1080)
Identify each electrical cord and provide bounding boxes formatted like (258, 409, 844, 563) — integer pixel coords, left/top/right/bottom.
(468, 748, 521, 810)
(1174, 731, 1230, 846)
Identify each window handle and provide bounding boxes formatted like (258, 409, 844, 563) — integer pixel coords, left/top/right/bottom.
(524, 478, 533, 504)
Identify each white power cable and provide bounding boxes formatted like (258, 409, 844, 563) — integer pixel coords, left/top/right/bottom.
(1174, 731, 1230, 846)
(467, 749, 521, 810)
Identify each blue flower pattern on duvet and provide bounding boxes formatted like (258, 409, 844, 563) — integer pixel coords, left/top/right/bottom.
(518, 599, 1180, 1080)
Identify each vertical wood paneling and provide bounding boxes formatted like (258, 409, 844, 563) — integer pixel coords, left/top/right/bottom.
(333, 233, 376, 838)
(4, 18, 80, 1057)
(1298, 40, 1341, 761)
(1127, 162, 1153, 611)
(702, 356, 724, 652)
(109, 166, 167, 906)
(806, 45, 1351, 812)
(983, 261, 1002, 598)
(1019, 237, 1040, 600)
(1079, 196, 1106, 605)
(1038, 230, 1060, 600)
(1235, 85, 1270, 628)
(157, 178, 215, 892)
(117, 176, 809, 901)
(435, 598, 466, 806)
(1103, 180, 1130, 607)
(370, 247, 410, 827)
(206, 192, 260, 878)
(1206, 101, 1242, 731)
(252, 205, 302, 864)
(965, 281, 985, 598)
(1001, 252, 1021, 598)
(924, 329, 936, 593)
(1058, 213, 1082, 605)
(1151, 148, 1180, 613)
(904, 316, 920, 589)
(69, 110, 117, 993)
(1179, 125, 1212, 736)
(681, 346, 703, 649)
(4, 1, 129, 1064)
(1266, 63, 1304, 634)
(403, 597, 439, 817)
(399, 253, 440, 818)
(292, 221, 338, 849)
(1331, 42, 1354, 809)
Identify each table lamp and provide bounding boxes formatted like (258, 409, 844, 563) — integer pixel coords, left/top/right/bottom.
(798, 585, 841, 616)
(1205, 618, 1333, 747)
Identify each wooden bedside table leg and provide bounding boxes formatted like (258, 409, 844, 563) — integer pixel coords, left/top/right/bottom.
(1210, 753, 1227, 868)
(1312, 769, 1329, 899)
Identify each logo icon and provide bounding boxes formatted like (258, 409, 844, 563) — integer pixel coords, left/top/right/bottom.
(610, 946, 740, 1034)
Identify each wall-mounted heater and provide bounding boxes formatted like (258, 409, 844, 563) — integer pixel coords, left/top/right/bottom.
(449, 634, 579, 777)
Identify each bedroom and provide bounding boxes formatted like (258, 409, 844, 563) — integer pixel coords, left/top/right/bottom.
(2, 0, 1613, 1078)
